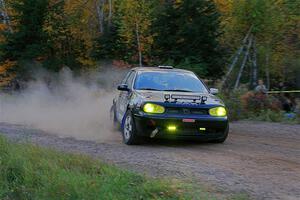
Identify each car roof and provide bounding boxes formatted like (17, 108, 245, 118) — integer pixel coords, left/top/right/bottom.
(131, 67, 194, 74)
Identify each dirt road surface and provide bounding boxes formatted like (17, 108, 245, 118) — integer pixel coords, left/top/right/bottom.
(0, 121, 299, 200)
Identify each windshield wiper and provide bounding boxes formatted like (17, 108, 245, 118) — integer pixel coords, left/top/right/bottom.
(163, 89, 193, 92)
(138, 88, 161, 91)
(138, 88, 194, 92)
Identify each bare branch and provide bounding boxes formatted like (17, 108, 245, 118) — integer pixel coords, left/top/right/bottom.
(221, 25, 253, 88)
(252, 37, 258, 88)
(234, 34, 253, 90)
(95, 0, 105, 33)
(265, 53, 270, 90)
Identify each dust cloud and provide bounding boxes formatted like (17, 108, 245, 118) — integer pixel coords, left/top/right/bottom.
(0, 67, 126, 141)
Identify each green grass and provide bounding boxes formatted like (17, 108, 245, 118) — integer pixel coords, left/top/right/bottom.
(0, 136, 231, 200)
(246, 109, 299, 124)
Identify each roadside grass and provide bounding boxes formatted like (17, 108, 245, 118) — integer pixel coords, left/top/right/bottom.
(246, 109, 299, 124)
(0, 136, 247, 200)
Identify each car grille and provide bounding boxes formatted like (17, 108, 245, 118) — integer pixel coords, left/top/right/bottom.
(165, 107, 208, 115)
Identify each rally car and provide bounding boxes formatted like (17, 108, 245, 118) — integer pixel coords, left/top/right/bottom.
(111, 66, 229, 145)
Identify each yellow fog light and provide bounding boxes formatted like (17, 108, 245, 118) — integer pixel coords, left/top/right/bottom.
(167, 126, 177, 131)
(143, 103, 165, 114)
(209, 107, 227, 117)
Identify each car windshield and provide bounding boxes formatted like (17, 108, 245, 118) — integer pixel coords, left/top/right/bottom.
(134, 71, 208, 93)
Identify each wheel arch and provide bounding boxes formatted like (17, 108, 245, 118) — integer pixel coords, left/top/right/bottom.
(121, 105, 133, 129)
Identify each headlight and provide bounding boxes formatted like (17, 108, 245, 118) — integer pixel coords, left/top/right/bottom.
(143, 103, 165, 114)
(209, 107, 227, 117)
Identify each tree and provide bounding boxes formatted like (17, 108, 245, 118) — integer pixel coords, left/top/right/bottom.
(115, 0, 153, 66)
(1, 0, 49, 60)
(94, 0, 154, 65)
(44, 0, 96, 70)
(0, 0, 97, 72)
(216, 0, 300, 89)
(0, 0, 12, 32)
(153, 0, 223, 77)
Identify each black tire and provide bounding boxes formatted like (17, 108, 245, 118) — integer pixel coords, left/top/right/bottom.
(211, 125, 229, 143)
(122, 110, 140, 145)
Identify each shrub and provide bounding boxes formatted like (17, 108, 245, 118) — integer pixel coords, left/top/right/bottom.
(219, 89, 246, 121)
(221, 89, 299, 123)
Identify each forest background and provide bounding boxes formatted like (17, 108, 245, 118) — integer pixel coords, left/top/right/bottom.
(0, 0, 299, 90)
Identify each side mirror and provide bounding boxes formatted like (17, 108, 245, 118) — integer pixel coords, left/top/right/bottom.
(117, 84, 130, 91)
(210, 88, 219, 95)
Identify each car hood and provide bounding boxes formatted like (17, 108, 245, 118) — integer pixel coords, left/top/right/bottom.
(134, 90, 224, 106)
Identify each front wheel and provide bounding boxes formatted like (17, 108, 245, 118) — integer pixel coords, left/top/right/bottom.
(122, 111, 140, 145)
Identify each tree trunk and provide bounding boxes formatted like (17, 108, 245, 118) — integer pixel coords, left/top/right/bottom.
(95, 0, 104, 33)
(221, 25, 253, 88)
(0, 0, 12, 32)
(265, 53, 270, 90)
(296, 66, 300, 90)
(252, 37, 258, 88)
(108, 0, 112, 29)
(234, 34, 253, 90)
(247, 49, 253, 88)
(135, 21, 142, 67)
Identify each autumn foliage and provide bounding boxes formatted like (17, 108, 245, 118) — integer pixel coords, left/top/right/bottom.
(0, 60, 16, 87)
(0, 0, 299, 89)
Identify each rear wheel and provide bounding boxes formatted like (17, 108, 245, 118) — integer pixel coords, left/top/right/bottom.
(122, 111, 140, 145)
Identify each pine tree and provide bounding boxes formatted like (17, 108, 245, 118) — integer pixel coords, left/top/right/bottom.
(95, 0, 154, 66)
(153, 0, 223, 77)
(1, 0, 49, 60)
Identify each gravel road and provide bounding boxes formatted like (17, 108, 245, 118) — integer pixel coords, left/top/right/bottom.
(0, 121, 299, 200)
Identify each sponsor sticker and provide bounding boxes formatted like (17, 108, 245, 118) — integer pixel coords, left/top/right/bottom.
(182, 119, 195, 123)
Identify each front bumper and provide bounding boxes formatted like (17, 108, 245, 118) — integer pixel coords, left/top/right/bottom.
(133, 113, 229, 140)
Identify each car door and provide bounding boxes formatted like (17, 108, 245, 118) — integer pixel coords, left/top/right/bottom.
(116, 71, 136, 122)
